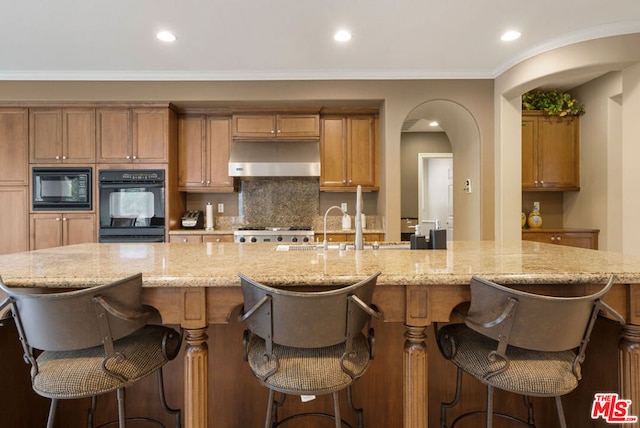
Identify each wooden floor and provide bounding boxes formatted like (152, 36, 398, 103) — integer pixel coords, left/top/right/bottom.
(1, 316, 618, 427)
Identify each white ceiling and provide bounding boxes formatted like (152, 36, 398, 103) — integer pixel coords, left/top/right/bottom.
(2, 0, 640, 82)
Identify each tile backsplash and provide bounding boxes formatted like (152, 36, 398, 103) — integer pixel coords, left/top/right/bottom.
(240, 178, 319, 227)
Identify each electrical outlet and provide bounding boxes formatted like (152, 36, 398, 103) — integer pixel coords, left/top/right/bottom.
(217, 203, 224, 213)
(341, 202, 348, 212)
(464, 178, 472, 193)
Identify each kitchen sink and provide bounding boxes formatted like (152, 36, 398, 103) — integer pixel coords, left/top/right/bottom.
(275, 242, 411, 252)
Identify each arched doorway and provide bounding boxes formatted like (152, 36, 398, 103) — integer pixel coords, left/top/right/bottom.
(401, 100, 482, 240)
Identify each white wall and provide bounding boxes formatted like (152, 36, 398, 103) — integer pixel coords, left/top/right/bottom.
(569, 72, 623, 251)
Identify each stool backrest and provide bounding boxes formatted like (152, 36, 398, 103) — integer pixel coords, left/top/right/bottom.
(465, 276, 617, 353)
(239, 272, 381, 349)
(0, 273, 148, 352)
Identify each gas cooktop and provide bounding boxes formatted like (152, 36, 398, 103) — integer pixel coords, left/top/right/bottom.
(237, 226, 312, 231)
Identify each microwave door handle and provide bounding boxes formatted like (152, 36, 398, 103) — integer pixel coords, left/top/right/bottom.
(100, 183, 164, 189)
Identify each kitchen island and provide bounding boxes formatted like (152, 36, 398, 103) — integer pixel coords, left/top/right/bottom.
(1, 241, 640, 427)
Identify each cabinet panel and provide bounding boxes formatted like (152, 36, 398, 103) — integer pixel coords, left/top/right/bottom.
(63, 109, 96, 163)
(29, 109, 62, 163)
(522, 229, 598, 250)
(169, 234, 203, 243)
(320, 115, 378, 191)
(319, 117, 347, 188)
(522, 112, 579, 191)
(0, 187, 29, 255)
(133, 108, 168, 163)
(207, 117, 234, 189)
(232, 115, 276, 138)
(348, 116, 377, 187)
(178, 116, 235, 191)
(179, 116, 207, 188)
(232, 113, 319, 139)
(203, 234, 234, 243)
(97, 109, 131, 163)
(30, 214, 64, 250)
(0, 109, 29, 186)
(277, 114, 319, 138)
(30, 213, 96, 250)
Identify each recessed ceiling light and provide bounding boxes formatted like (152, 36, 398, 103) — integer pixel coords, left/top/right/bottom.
(429, 121, 440, 127)
(501, 30, 521, 42)
(156, 31, 176, 42)
(334, 30, 352, 42)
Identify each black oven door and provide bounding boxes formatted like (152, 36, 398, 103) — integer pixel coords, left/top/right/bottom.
(98, 170, 165, 242)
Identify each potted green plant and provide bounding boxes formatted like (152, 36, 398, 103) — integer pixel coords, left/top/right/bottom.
(522, 89, 585, 116)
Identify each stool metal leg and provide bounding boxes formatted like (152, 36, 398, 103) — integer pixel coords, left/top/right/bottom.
(332, 392, 341, 428)
(555, 396, 567, 428)
(486, 385, 494, 428)
(265, 389, 275, 428)
(157, 368, 181, 427)
(116, 388, 126, 428)
(46, 399, 58, 428)
(441, 367, 463, 428)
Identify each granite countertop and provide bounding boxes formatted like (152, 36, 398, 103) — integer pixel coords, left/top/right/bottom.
(2, 241, 640, 289)
(168, 228, 386, 235)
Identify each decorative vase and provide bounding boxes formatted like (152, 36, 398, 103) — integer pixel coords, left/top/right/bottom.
(521, 212, 526, 228)
(527, 207, 543, 229)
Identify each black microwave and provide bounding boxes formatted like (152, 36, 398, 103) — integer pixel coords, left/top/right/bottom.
(32, 167, 92, 211)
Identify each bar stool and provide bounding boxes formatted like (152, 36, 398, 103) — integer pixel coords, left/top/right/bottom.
(0, 273, 182, 428)
(435, 275, 624, 427)
(238, 272, 382, 428)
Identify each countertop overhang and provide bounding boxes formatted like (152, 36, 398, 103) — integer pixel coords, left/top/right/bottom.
(2, 241, 640, 289)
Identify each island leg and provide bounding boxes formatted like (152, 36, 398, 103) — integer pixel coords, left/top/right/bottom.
(184, 327, 208, 428)
(619, 323, 640, 427)
(404, 325, 428, 428)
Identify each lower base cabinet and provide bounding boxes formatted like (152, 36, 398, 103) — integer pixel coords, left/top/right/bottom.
(0, 187, 29, 255)
(522, 229, 599, 250)
(169, 233, 234, 243)
(30, 213, 96, 250)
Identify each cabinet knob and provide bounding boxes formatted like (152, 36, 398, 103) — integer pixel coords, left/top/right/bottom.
(270, 130, 275, 134)
(56, 217, 61, 221)
(55, 155, 60, 160)
(277, 129, 281, 134)
(62, 217, 67, 221)
(550, 237, 555, 241)
(182, 238, 188, 243)
(132, 155, 137, 160)
(62, 156, 67, 160)
(206, 180, 211, 185)
(556, 236, 561, 241)
(540, 180, 544, 185)
(126, 155, 131, 159)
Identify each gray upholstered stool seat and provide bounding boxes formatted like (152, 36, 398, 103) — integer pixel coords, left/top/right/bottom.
(246, 332, 371, 395)
(33, 324, 181, 399)
(438, 323, 578, 397)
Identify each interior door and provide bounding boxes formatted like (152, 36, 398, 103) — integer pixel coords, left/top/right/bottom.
(418, 153, 453, 240)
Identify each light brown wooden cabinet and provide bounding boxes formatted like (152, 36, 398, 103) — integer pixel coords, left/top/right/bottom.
(169, 233, 234, 243)
(232, 113, 319, 139)
(97, 108, 171, 163)
(315, 232, 384, 243)
(178, 116, 235, 192)
(0, 187, 29, 255)
(522, 111, 580, 191)
(30, 212, 96, 250)
(320, 115, 379, 191)
(0, 108, 29, 186)
(29, 108, 96, 163)
(522, 228, 598, 250)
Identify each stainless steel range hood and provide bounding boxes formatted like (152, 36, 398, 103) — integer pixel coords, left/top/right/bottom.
(228, 140, 321, 177)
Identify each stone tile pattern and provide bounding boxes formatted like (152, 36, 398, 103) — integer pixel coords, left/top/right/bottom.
(241, 178, 319, 227)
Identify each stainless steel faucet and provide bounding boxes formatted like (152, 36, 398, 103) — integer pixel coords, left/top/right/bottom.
(354, 185, 364, 250)
(323, 205, 346, 250)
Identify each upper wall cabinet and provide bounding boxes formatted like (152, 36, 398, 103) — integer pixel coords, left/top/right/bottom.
(0, 108, 29, 186)
(97, 107, 174, 163)
(320, 114, 379, 191)
(29, 108, 96, 164)
(232, 113, 319, 139)
(178, 115, 236, 192)
(522, 111, 580, 191)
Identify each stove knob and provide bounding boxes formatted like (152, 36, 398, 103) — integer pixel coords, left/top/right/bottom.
(277, 236, 283, 242)
(250, 237, 257, 243)
(239, 237, 246, 243)
(302, 237, 310, 243)
(291, 237, 298, 243)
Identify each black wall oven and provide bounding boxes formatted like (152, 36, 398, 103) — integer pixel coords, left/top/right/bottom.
(98, 169, 165, 243)
(32, 167, 92, 211)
